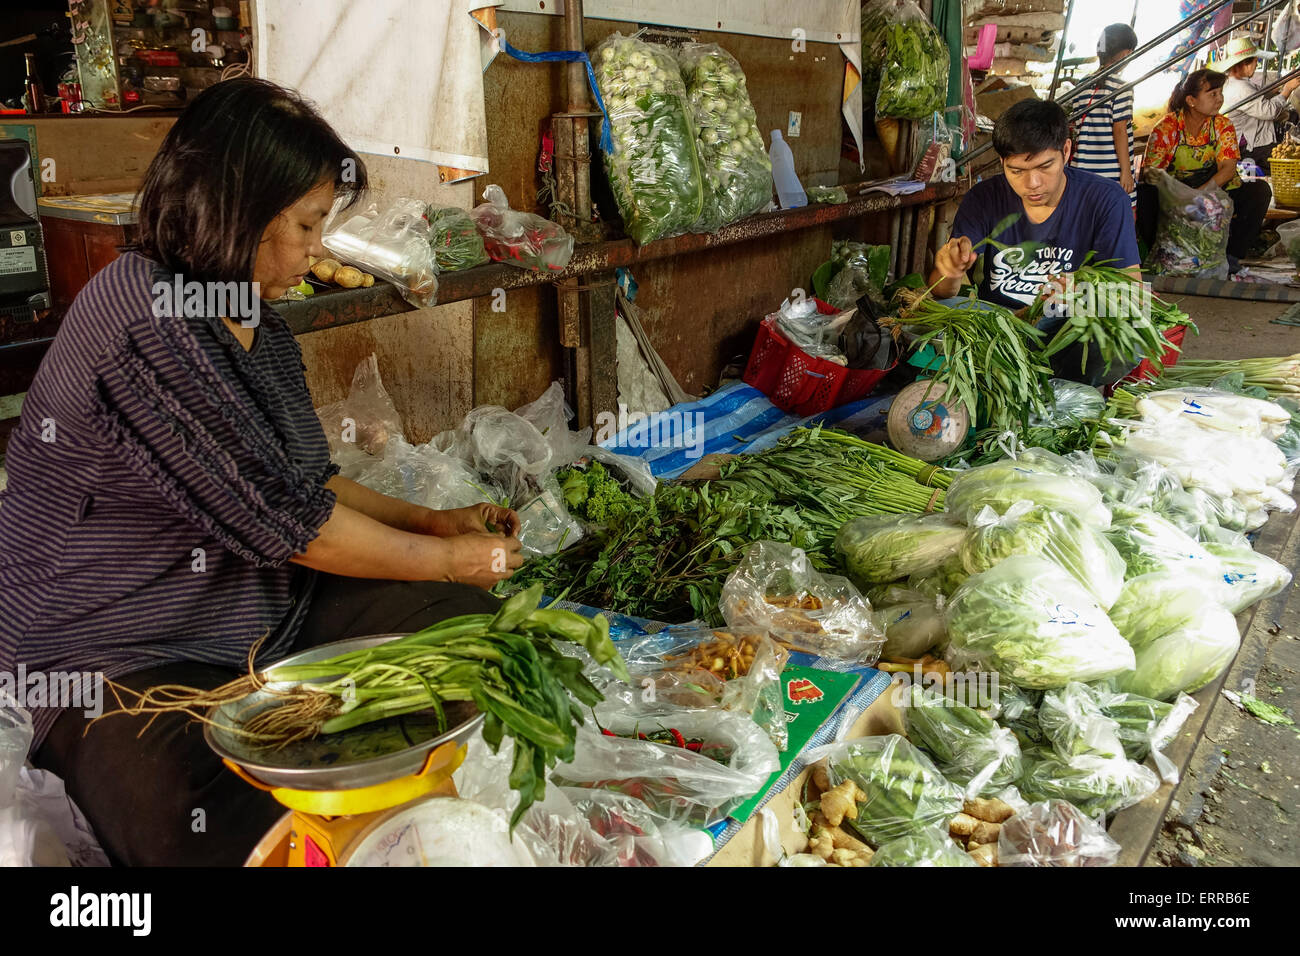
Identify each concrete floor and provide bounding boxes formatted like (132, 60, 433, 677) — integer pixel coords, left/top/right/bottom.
(1167, 293, 1300, 362)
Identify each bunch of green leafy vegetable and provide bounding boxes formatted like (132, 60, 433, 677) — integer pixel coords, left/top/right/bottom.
(678, 43, 772, 233)
(595, 33, 705, 245)
(1017, 749, 1159, 817)
(902, 684, 1023, 795)
(425, 205, 490, 271)
(860, 0, 895, 118)
(875, 4, 949, 120)
(558, 460, 637, 526)
(507, 428, 952, 623)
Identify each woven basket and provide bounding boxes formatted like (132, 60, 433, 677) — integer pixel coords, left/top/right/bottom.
(1271, 157, 1300, 208)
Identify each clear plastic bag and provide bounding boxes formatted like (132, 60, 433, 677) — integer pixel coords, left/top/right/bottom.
(678, 42, 773, 233)
(960, 503, 1126, 609)
(912, 111, 956, 184)
(945, 555, 1136, 689)
(1029, 379, 1107, 428)
(607, 626, 790, 751)
(772, 295, 854, 362)
(551, 707, 780, 827)
(323, 195, 440, 308)
(1202, 540, 1293, 613)
(0, 703, 69, 867)
(1101, 690, 1198, 781)
(594, 32, 705, 245)
(834, 513, 967, 587)
(1104, 507, 1224, 583)
(314, 354, 403, 460)
(470, 184, 574, 273)
(807, 734, 965, 846)
(1135, 387, 1292, 442)
(1108, 572, 1241, 701)
(875, 0, 950, 120)
(720, 540, 886, 666)
(901, 684, 1023, 798)
(1017, 750, 1160, 817)
(1037, 683, 1127, 761)
(1144, 168, 1233, 279)
(997, 799, 1122, 867)
(869, 826, 978, 867)
(945, 459, 1112, 530)
(872, 585, 946, 659)
(425, 205, 490, 272)
(516, 472, 585, 557)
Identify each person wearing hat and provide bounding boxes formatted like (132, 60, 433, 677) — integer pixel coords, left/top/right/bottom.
(1138, 68, 1273, 272)
(1215, 35, 1300, 173)
(1068, 24, 1140, 200)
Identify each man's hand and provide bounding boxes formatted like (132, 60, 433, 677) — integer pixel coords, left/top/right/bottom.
(934, 235, 977, 281)
(443, 532, 524, 588)
(419, 503, 521, 538)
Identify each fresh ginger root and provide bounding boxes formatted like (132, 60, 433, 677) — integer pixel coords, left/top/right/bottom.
(968, 842, 998, 867)
(971, 820, 1001, 845)
(949, 812, 978, 838)
(811, 759, 832, 796)
(808, 826, 874, 867)
(964, 797, 1015, 824)
(819, 780, 867, 828)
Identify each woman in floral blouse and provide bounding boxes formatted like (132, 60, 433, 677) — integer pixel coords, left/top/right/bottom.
(1137, 68, 1273, 273)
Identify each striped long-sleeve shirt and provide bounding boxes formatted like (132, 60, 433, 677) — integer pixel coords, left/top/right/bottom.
(0, 252, 338, 752)
(1070, 74, 1135, 197)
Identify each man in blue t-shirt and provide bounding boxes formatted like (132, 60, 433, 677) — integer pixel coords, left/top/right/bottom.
(927, 99, 1142, 384)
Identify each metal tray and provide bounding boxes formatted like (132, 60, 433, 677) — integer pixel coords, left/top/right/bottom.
(204, 635, 484, 791)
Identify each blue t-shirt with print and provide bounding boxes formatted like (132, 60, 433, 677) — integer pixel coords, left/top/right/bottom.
(951, 165, 1140, 312)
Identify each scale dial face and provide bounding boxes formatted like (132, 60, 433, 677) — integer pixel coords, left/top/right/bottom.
(887, 380, 971, 462)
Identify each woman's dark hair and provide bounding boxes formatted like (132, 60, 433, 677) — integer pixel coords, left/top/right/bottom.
(1168, 68, 1226, 114)
(992, 99, 1069, 159)
(132, 77, 368, 284)
(1098, 24, 1138, 64)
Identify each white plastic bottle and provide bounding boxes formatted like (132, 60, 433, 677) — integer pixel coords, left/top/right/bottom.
(769, 130, 807, 209)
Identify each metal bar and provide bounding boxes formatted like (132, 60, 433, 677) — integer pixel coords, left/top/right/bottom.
(277, 184, 962, 335)
(585, 273, 618, 429)
(1047, 0, 1077, 102)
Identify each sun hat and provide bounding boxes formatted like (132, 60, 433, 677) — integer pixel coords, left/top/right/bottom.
(1207, 36, 1277, 73)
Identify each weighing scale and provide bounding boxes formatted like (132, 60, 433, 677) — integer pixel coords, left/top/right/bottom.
(205, 635, 507, 867)
(886, 379, 972, 462)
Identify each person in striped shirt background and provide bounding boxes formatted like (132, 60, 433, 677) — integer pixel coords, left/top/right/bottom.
(1070, 24, 1139, 202)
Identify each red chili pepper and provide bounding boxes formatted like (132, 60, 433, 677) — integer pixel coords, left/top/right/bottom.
(637, 732, 649, 740)
(601, 728, 618, 737)
(685, 741, 703, 752)
(668, 728, 686, 748)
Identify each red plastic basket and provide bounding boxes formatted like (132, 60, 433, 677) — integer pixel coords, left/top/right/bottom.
(1121, 324, 1188, 385)
(742, 303, 896, 417)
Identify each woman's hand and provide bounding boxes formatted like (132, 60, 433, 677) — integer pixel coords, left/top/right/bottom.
(444, 532, 524, 588)
(1120, 168, 1135, 194)
(419, 503, 521, 538)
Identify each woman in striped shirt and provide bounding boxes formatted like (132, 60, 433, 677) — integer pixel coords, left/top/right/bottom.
(1070, 24, 1139, 201)
(0, 78, 524, 865)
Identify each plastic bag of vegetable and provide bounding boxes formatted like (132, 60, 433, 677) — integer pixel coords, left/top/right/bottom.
(425, 205, 490, 271)
(1029, 379, 1107, 427)
(1203, 541, 1293, 614)
(1017, 749, 1160, 816)
(869, 826, 978, 867)
(1143, 168, 1232, 279)
(997, 799, 1122, 867)
(1101, 691, 1198, 767)
(551, 706, 780, 827)
(809, 734, 965, 845)
(1108, 573, 1240, 700)
(470, 184, 574, 273)
(872, 585, 947, 659)
(1104, 508, 1224, 584)
(959, 503, 1126, 609)
(875, 0, 950, 121)
(945, 459, 1112, 530)
(1036, 683, 1126, 761)
(605, 626, 790, 751)
(594, 32, 705, 245)
(906, 556, 971, 600)
(721, 540, 886, 666)
(901, 684, 1023, 797)
(860, 0, 895, 117)
(945, 555, 1135, 689)
(677, 43, 773, 233)
(1135, 387, 1291, 442)
(834, 513, 967, 586)
(323, 195, 439, 308)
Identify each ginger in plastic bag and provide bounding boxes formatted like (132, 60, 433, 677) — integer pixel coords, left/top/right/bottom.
(721, 540, 886, 666)
(470, 184, 574, 273)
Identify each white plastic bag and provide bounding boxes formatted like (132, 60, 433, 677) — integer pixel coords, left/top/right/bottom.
(470, 185, 574, 273)
(997, 800, 1121, 866)
(323, 195, 440, 308)
(0, 704, 70, 867)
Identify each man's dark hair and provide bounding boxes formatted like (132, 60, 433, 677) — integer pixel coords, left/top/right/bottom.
(1168, 68, 1226, 115)
(132, 77, 368, 285)
(1098, 24, 1139, 64)
(992, 99, 1069, 159)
